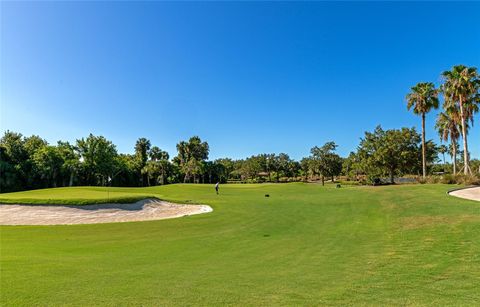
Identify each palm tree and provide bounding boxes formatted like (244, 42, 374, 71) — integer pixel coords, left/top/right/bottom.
(435, 111, 461, 175)
(441, 65, 480, 174)
(438, 144, 448, 171)
(135, 138, 151, 186)
(407, 82, 439, 178)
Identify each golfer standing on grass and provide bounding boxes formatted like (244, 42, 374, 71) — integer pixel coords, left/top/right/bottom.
(215, 182, 220, 195)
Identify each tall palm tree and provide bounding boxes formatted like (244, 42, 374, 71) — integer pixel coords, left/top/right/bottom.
(435, 111, 461, 175)
(407, 82, 439, 178)
(441, 65, 480, 174)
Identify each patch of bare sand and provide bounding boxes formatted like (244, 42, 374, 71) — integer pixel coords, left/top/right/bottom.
(449, 186, 480, 202)
(0, 199, 212, 225)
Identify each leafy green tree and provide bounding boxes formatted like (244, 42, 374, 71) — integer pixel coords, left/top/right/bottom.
(441, 65, 480, 174)
(23, 135, 48, 156)
(215, 158, 235, 182)
(342, 152, 361, 180)
(300, 157, 311, 181)
(287, 160, 301, 180)
(357, 126, 422, 183)
(32, 146, 63, 187)
(310, 141, 342, 185)
(0, 145, 20, 192)
(76, 134, 118, 185)
(0, 131, 28, 189)
(276, 153, 291, 182)
(113, 154, 139, 186)
(406, 82, 439, 178)
(57, 141, 80, 186)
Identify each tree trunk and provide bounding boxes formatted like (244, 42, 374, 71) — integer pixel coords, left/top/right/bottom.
(459, 98, 470, 175)
(452, 140, 457, 175)
(442, 153, 446, 171)
(321, 175, 324, 186)
(69, 172, 74, 187)
(421, 113, 426, 178)
(52, 171, 57, 188)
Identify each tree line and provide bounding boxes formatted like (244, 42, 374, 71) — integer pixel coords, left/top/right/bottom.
(1, 65, 479, 192)
(406, 65, 479, 178)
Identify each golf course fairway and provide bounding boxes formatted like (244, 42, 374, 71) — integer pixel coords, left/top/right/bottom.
(1, 183, 479, 305)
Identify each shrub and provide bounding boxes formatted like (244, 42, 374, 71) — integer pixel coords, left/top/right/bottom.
(441, 174, 457, 184)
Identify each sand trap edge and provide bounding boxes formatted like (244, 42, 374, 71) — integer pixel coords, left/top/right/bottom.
(0, 198, 213, 226)
(447, 186, 480, 202)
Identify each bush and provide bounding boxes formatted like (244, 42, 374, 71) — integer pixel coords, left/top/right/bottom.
(441, 174, 457, 184)
(456, 175, 480, 185)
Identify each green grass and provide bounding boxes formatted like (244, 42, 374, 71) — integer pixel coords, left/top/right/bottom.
(1, 183, 479, 306)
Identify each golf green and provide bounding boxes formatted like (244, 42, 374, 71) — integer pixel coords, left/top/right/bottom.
(1, 183, 479, 306)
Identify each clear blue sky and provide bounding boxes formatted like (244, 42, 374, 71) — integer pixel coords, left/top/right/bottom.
(1, 1, 479, 161)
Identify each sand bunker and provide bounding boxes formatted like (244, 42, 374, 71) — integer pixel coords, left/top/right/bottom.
(448, 186, 480, 202)
(0, 199, 212, 225)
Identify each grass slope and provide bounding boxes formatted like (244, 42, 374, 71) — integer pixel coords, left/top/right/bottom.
(1, 183, 479, 306)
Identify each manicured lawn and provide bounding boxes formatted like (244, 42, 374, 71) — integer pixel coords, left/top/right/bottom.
(1, 183, 479, 306)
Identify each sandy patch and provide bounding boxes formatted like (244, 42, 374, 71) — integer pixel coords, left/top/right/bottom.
(449, 186, 480, 202)
(0, 199, 212, 225)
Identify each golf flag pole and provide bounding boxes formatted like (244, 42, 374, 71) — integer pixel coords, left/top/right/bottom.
(107, 176, 112, 202)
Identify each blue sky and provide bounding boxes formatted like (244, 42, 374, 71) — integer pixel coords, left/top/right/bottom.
(1, 1, 479, 161)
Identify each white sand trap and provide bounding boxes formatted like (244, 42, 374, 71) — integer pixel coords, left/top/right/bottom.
(448, 186, 480, 202)
(0, 199, 212, 225)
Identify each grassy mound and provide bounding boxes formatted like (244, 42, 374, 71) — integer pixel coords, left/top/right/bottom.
(1, 183, 479, 305)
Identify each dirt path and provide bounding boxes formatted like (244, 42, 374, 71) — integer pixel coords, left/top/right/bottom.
(0, 199, 212, 225)
(448, 186, 480, 202)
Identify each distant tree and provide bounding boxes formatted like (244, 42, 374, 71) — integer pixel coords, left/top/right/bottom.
(57, 141, 80, 186)
(422, 140, 439, 174)
(0, 145, 19, 192)
(142, 146, 170, 186)
(406, 82, 439, 178)
(276, 153, 291, 182)
(470, 159, 480, 175)
(215, 158, 235, 182)
(437, 144, 448, 172)
(174, 136, 209, 183)
(441, 65, 480, 174)
(76, 134, 118, 185)
(149, 146, 169, 161)
(300, 157, 311, 181)
(287, 160, 301, 180)
(435, 111, 462, 175)
(342, 151, 361, 180)
(0, 131, 28, 189)
(310, 141, 342, 185)
(357, 126, 423, 183)
(32, 146, 63, 187)
(23, 135, 48, 156)
(135, 138, 151, 186)
(113, 154, 139, 186)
